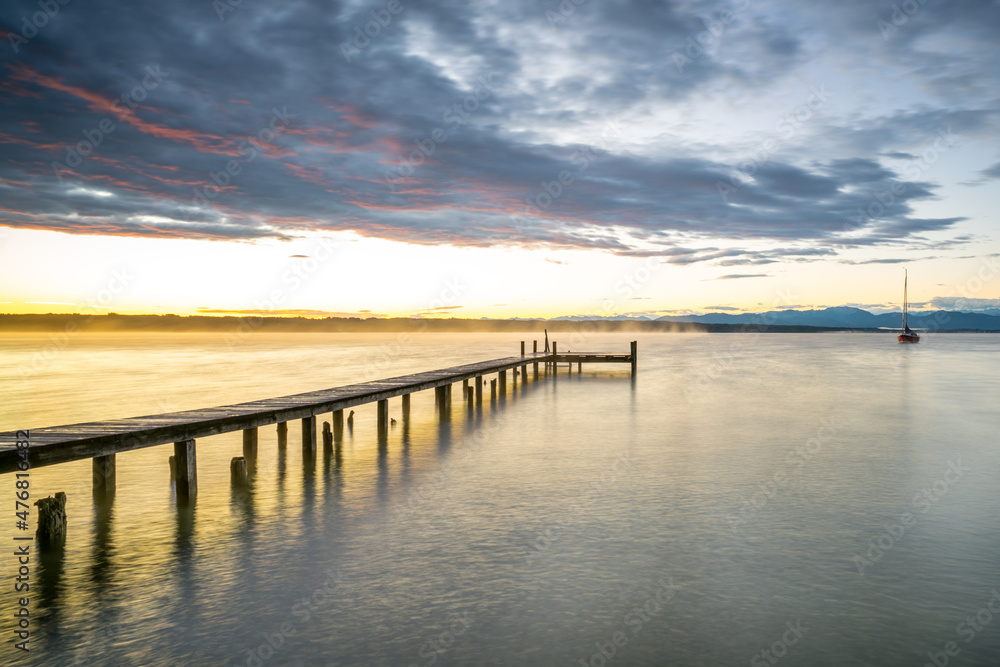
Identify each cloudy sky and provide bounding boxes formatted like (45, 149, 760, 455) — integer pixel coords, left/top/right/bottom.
(1, 0, 998, 318)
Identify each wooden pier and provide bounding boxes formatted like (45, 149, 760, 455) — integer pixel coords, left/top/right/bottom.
(0, 341, 636, 502)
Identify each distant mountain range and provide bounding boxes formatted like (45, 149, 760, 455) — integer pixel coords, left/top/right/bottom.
(655, 306, 1000, 331)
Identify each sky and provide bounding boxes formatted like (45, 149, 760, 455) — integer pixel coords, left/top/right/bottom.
(1, 0, 998, 319)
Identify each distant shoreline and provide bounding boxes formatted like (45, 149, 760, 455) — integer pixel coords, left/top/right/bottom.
(1, 314, 997, 334)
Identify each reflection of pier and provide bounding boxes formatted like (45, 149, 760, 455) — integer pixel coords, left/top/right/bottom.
(0, 341, 636, 505)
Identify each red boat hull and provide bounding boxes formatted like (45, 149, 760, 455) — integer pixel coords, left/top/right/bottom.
(898, 333, 920, 344)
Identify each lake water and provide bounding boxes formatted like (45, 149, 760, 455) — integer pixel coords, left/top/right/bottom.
(2, 331, 999, 666)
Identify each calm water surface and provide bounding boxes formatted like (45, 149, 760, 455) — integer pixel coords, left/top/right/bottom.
(2, 332, 999, 666)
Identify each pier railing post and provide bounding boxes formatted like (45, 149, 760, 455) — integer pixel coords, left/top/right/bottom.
(173, 439, 197, 501)
(93, 454, 116, 499)
(521, 341, 525, 356)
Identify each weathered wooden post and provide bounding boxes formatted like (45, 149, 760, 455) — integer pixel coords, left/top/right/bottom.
(322, 421, 333, 453)
(552, 341, 558, 372)
(377, 399, 389, 438)
(402, 394, 411, 421)
(435, 385, 449, 419)
(230, 457, 250, 488)
(490, 378, 497, 400)
(466, 386, 474, 406)
(578, 361, 582, 373)
(521, 341, 525, 356)
(463, 378, 469, 398)
(631, 340, 637, 375)
(302, 416, 316, 462)
(35, 492, 67, 540)
(243, 427, 258, 460)
(475, 376, 483, 404)
(173, 439, 197, 500)
(498, 370, 506, 394)
(277, 421, 288, 449)
(332, 410, 344, 441)
(168, 455, 176, 480)
(92, 454, 115, 499)
(533, 340, 539, 378)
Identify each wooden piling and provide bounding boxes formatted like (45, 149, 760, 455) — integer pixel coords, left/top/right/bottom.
(277, 421, 288, 449)
(402, 394, 411, 420)
(499, 370, 506, 394)
(322, 421, 333, 453)
(35, 492, 67, 540)
(230, 457, 250, 488)
(242, 427, 258, 460)
(463, 378, 469, 397)
(332, 410, 343, 441)
(377, 399, 389, 438)
(521, 341, 525, 356)
(631, 340, 637, 375)
(578, 361, 582, 373)
(522, 363, 528, 381)
(466, 386, 474, 405)
(475, 376, 483, 404)
(92, 454, 115, 498)
(302, 416, 316, 461)
(173, 439, 197, 500)
(168, 455, 176, 480)
(491, 379, 497, 400)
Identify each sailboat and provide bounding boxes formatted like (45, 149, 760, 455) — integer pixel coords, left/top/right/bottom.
(898, 269, 920, 344)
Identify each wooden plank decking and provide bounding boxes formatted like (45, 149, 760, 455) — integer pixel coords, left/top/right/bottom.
(0, 347, 634, 474)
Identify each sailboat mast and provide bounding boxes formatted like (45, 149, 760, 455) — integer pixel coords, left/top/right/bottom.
(902, 269, 908, 330)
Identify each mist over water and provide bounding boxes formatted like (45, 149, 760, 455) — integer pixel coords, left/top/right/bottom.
(2, 332, 999, 666)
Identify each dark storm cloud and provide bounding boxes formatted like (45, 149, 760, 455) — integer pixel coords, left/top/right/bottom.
(0, 0, 992, 259)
